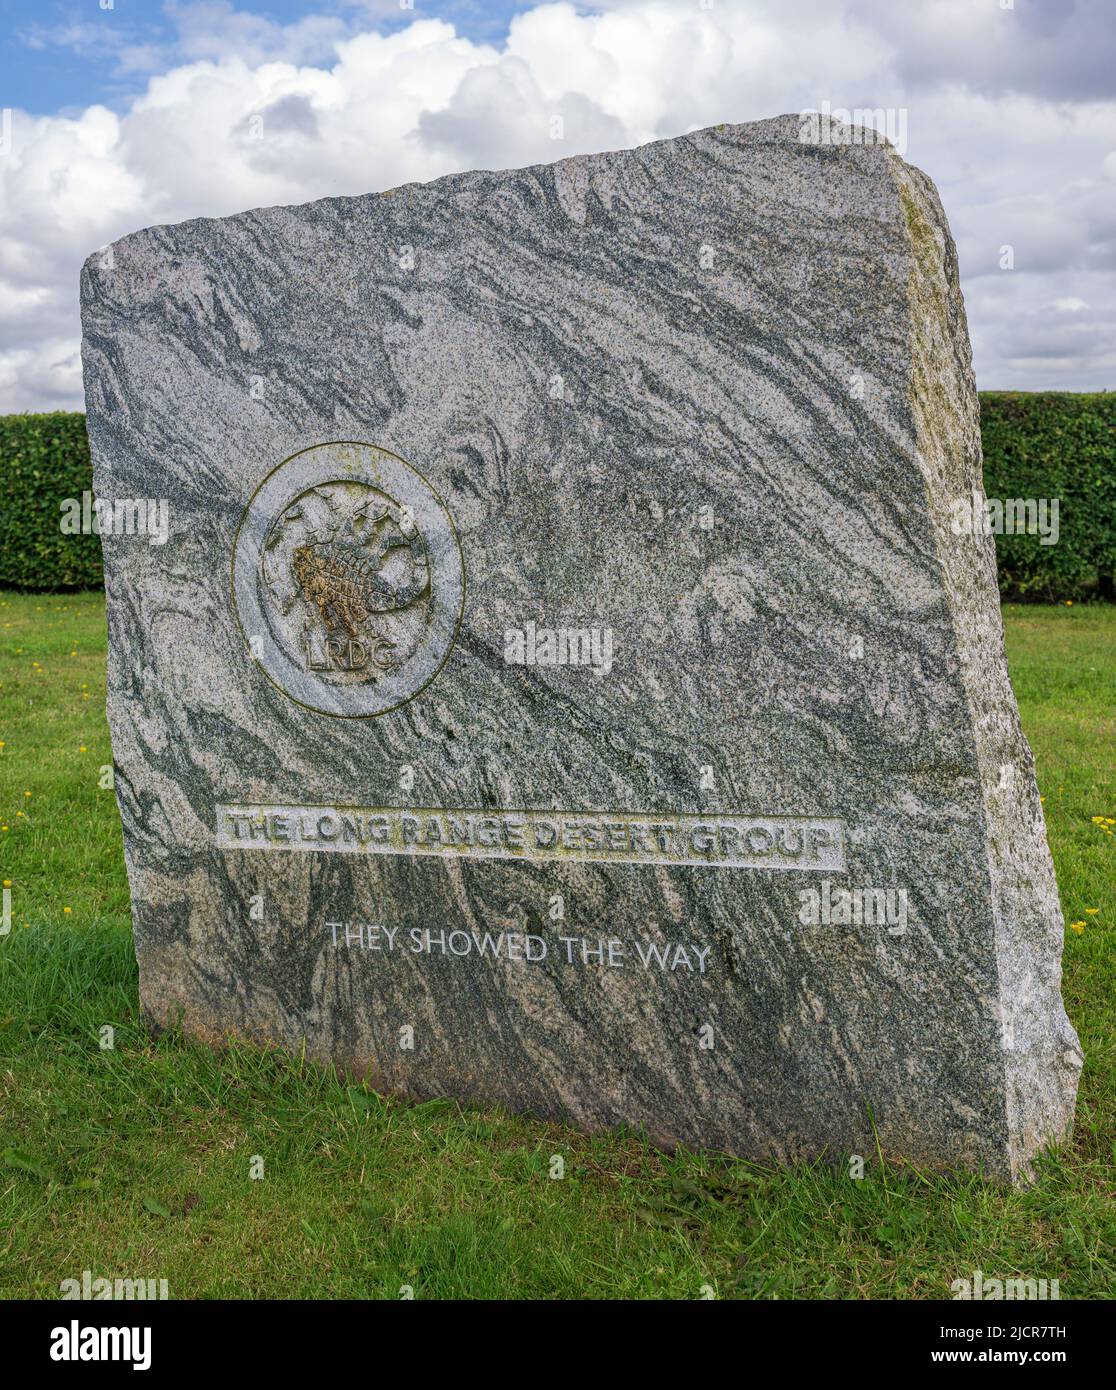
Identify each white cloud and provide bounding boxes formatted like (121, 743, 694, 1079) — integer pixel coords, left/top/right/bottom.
(165, 0, 351, 66)
(1, 0, 1114, 411)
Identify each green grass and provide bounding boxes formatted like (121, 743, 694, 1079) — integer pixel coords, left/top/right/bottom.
(0, 593, 1112, 1300)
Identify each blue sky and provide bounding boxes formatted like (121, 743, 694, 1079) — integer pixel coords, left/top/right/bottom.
(1, 0, 525, 112)
(1, 0, 1114, 409)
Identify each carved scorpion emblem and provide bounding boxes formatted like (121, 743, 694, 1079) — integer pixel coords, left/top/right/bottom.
(291, 506, 429, 642)
(243, 447, 462, 715)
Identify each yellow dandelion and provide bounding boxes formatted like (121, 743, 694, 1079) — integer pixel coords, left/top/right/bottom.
(2, 879, 10, 888)
(63, 906, 72, 915)
(1069, 920, 1085, 935)
(23, 790, 31, 798)
(1085, 908, 1099, 915)
(79, 744, 87, 752)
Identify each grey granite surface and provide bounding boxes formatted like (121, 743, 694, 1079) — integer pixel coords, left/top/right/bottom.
(80, 113, 1080, 1180)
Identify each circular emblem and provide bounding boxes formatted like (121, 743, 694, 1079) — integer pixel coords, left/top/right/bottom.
(232, 442, 463, 716)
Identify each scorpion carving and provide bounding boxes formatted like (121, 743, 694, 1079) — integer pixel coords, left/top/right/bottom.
(292, 518, 429, 641)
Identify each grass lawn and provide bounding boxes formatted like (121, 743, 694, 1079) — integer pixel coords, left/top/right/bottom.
(0, 592, 1112, 1300)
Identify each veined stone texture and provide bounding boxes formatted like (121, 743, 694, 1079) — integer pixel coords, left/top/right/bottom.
(80, 114, 1080, 1181)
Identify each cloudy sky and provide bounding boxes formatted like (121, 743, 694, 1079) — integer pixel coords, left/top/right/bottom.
(1, 0, 1113, 412)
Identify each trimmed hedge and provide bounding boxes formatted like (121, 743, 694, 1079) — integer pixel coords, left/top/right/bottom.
(0, 412, 102, 592)
(0, 396, 1113, 598)
(979, 391, 1116, 602)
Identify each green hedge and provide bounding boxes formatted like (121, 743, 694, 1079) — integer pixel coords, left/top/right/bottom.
(1, 397, 1113, 598)
(0, 412, 102, 592)
(979, 391, 1116, 602)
